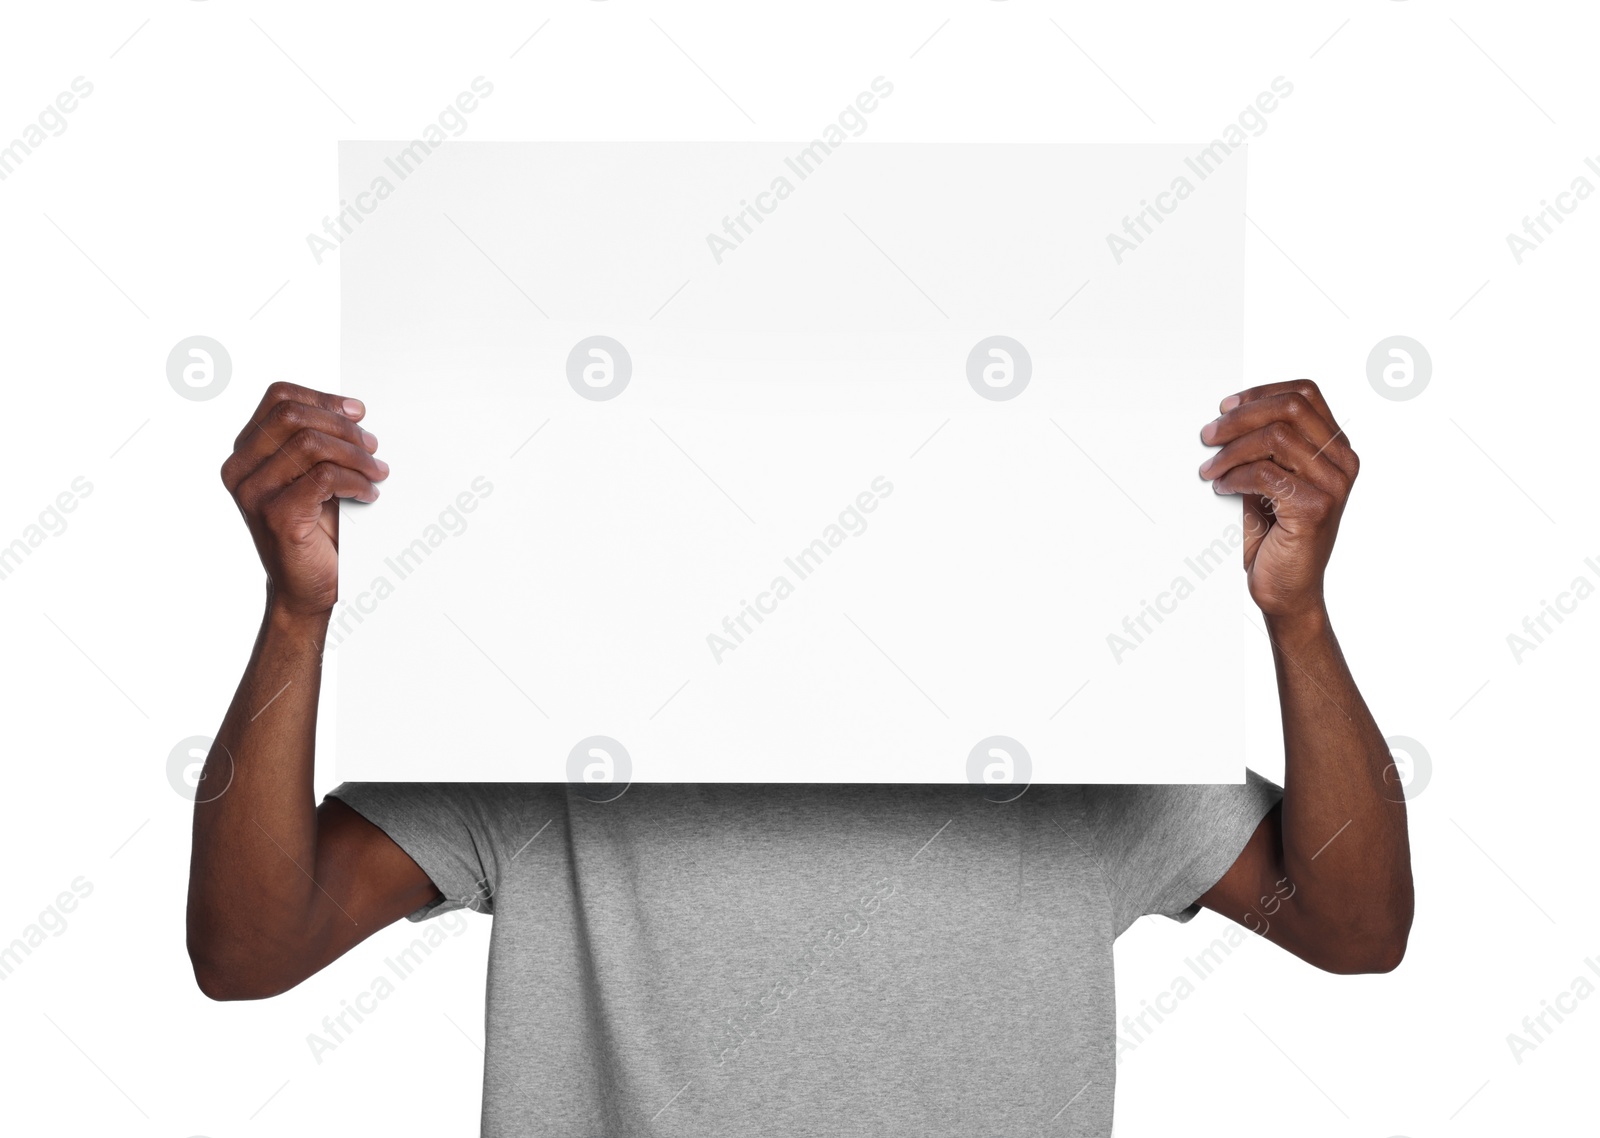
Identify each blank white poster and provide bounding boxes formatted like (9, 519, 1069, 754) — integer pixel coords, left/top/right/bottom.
(334, 141, 1248, 784)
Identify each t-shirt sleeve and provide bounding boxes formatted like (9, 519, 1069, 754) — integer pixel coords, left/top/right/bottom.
(1079, 769, 1283, 936)
(325, 781, 507, 923)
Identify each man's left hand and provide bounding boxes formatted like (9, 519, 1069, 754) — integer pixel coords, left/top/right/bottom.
(1199, 379, 1358, 620)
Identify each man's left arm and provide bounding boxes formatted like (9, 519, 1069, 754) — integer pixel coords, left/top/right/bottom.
(1195, 379, 1413, 975)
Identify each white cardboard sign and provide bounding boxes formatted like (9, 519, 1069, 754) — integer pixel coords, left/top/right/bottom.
(334, 141, 1249, 784)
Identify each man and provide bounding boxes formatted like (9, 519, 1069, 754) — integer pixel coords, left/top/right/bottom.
(187, 379, 1411, 1136)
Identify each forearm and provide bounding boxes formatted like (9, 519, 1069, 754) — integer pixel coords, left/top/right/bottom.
(186, 586, 331, 996)
(1267, 603, 1412, 969)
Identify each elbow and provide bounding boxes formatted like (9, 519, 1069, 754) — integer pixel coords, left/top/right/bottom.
(1366, 884, 1416, 974)
(187, 931, 298, 1002)
(191, 965, 246, 1003)
(1306, 934, 1406, 976)
(1339, 932, 1408, 975)
(1292, 865, 1414, 975)
(189, 952, 243, 1002)
(188, 943, 263, 1002)
(188, 912, 248, 1001)
(189, 955, 293, 1002)
(187, 892, 327, 1001)
(1318, 903, 1413, 976)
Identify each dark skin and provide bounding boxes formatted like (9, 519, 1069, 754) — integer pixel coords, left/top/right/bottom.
(186, 379, 1411, 1000)
(1193, 380, 1412, 973)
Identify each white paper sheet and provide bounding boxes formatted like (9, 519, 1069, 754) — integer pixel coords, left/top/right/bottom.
(334, 141, 1249, 784)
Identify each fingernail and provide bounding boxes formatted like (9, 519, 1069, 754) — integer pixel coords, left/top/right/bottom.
(1198, 457, 1214, 477)
(374, 458, 390, 475)
(361, 429, 378, 450)
(343, 398, 365, 418)
(1220, 394, 1241, 412)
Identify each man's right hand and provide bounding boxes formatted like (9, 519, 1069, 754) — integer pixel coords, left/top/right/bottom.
(191, 383, 436, 1003)
(220, 382, 388, 617)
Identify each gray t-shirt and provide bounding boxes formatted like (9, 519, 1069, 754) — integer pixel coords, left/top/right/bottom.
(328, 775, 1280, 1137)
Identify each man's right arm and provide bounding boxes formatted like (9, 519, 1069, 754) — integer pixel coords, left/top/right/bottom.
(185, 382, 433, 1001)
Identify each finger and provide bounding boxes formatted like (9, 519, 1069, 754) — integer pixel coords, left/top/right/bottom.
(254, 463, 380, 532)
(258, 463, 381, 537)
(233, 431, 388, 512)
(1216, 379, 1350, 467)
(1223, 379, 1338, 426)
(1210, 460, 1333, 524)
(1241, 488, 1273, 549)
(235, 382, 365, 451)
(225, 401, 378, 490)
(1199, 422, 1351, 498)
(1202, 393, 1358, 480)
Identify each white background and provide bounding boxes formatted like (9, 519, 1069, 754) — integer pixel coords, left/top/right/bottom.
(0, 1, 1595, 1135)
